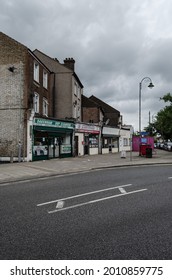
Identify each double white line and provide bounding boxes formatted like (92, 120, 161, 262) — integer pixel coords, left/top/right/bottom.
(37, 184, 147, 214)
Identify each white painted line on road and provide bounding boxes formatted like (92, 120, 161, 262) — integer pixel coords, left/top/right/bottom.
(37, 184, 132, 207)
(48, 188, 147, 214)
(168, 177, 172, 179)
(118, 187, 127, 194)
(56, 201, 65, 209)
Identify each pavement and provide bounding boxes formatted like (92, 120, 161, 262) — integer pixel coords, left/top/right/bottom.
(0, 149, 172, 184)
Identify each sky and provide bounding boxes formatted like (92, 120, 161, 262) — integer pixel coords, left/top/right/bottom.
(1, 0, 172, 132)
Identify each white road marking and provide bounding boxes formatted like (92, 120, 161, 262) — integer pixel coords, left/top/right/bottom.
(118, 187, 127, 194)
(37, 184, 132, 207)
(56, 201, 65, 209)
(48, 188, 147, 214)
(168, 177, 172, 179)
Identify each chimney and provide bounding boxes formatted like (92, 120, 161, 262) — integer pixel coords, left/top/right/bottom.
(63, 57, 75, 71)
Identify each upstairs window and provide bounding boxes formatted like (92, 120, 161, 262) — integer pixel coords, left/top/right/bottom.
(34, 62, 39, 83)
(43, 70, 48, 89)
(33, 92, 39, 113)
(43, 98, 48, 116)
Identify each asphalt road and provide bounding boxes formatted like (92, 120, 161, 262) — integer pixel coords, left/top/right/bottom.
(0, 165, 172, 260)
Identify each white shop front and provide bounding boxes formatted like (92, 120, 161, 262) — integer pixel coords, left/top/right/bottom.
(75, 123, 101, 156)
(102, 126, 120, 154)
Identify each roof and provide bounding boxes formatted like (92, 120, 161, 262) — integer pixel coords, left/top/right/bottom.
(89, 95, 120, 127)
(0, 31, 28, 50)
(33, 49, 83, 88)
(89, 95, 120, 114)
(82, 95, 102, 108)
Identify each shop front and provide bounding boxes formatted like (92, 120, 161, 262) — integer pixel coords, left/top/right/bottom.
(102, 126, 119, 154)
(32, 118, 74, 161)
(75, 123, 101, 156)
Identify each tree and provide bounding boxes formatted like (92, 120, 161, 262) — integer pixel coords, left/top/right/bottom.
(144, 122, 156, 136)
(154, 93, 172, 140)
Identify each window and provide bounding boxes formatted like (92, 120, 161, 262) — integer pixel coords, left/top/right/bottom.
(34, 62, 39, 83)
(33, 93, 39, 113)
(43, 70, 48, 89)
(123, 138, 129, 146)
(43, 98, 48, 116)
(74, 82, 77, 96)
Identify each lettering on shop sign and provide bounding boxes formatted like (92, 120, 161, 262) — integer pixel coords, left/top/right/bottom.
(34, 118, 75, 129)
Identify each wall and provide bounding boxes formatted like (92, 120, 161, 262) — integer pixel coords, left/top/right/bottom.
(119, 129, 131, 152)
(0, 33, 28, 160)
(82, 107, 100, 123)
(132, 136, 154, 151)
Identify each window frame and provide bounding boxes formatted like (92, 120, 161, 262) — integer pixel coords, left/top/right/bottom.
(43, 70, 48, 89)
(43, 97, 48, 116)
(34, 61, 39, 83)
(33, 92, 39, 113)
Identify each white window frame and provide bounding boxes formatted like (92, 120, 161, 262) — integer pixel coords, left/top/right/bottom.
(43, 98, 48, 116)
(33, 92, 39, 113)
(123, 138, 128, 146)
(74, 82, 78, 96)
(43, 70, 48, 89)
(34, 61, 39, 83)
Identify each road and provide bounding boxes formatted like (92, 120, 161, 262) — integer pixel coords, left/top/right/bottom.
(0, 165, 172, 259)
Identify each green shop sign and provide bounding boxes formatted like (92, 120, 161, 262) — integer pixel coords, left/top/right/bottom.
(34, 118, 75, 130)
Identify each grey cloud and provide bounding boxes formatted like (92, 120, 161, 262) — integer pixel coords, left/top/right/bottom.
(0, 0, 172, 131)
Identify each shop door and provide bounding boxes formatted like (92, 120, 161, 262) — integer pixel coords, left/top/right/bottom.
(84, 136, 89, 155)
(74, 136, 79, 156)
(48, 137, 60, 158)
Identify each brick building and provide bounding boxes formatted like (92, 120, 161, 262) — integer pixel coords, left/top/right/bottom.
(0, 32, 78, 162)
(0, 32, 131, 161)
(33, 50, 84, 121)
(89, 95, 120, 126)
(0, 32, 52, 161)
(81, 95, 104, 125)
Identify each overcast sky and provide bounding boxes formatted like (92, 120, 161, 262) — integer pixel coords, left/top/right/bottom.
(1, 0, 172, 131)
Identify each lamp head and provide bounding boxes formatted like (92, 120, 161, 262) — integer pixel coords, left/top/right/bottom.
(148, 82, 154, 89)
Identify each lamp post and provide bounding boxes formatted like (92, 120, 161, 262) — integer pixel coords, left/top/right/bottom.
(139, 77, 154, 133)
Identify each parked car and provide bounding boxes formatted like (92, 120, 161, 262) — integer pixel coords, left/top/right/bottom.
(159, 142, 165, 149)
(164, 142, 172, 151)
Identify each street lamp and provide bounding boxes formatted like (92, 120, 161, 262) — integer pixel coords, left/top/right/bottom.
(139, 77, 154, 133)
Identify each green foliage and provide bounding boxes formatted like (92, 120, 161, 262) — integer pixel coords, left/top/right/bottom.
(154, 93, 172, 140)
(144, 123, 156, 136)
(160, 93, 172, 103)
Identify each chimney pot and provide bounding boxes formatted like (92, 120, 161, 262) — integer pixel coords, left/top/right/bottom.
(64, 57, 75, 71)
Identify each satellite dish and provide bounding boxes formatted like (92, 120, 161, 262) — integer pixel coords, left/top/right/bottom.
(105, 119, 110, 125)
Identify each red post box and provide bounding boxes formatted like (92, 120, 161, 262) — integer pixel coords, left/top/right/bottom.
(139, 144, 151, 156)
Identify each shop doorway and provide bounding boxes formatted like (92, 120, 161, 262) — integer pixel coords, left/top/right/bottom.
(48, 137, 61, 158)
(84, 135, 89, 155)
(74, 136, 79, 156)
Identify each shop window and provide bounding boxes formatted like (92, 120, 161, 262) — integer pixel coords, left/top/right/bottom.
(33, 136, 48, 157)
(34, 62, 39, 83)
(103, 138, 109, 148)
(60, 135, 72, 155)
(89, 136, 98, 148)
(43, 98, 48, 116)
(33, 93, 39, 113)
